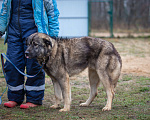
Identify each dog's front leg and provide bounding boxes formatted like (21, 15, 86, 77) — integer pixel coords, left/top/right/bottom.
(58, 73, 71, 112)
(50, 78, 62, 109)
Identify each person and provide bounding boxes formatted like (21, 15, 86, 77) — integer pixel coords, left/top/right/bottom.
(0, 0, 59, 109)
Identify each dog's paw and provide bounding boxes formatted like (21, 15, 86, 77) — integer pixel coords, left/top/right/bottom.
(59, 108, 70, 112)
(79, 103, 89, 107)
(102, 106, 111, 111)
(50, 105, 60, 109)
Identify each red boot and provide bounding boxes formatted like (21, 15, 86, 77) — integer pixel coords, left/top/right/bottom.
(20, 102, 38, 109)
(4, 101, 18, 108)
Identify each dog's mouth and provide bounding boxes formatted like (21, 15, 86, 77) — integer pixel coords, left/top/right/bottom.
(25, 51, 37, 59)
(25, 54, 30, 59)
(25, 51, 31, 59)
(25, 55, 29, 59)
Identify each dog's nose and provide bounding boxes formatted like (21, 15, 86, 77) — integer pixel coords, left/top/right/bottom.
(25, 51, 29, 57)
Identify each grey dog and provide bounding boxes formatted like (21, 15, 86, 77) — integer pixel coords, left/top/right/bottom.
(25, 32, 122, 112)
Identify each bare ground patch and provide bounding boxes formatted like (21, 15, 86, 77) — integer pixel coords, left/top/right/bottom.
(122, 56, 150, 77)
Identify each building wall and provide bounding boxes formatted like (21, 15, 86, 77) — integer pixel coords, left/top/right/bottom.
(57, 0, 88, 37)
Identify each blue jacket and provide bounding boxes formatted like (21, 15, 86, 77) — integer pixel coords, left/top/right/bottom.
(0, 0, 60, 43)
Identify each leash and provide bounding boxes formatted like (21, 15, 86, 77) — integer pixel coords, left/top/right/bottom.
(0, 53, 7, 104)
(0, 53, 43, 104)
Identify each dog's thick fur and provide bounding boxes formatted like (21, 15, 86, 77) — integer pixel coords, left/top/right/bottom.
(25, 32, 122, 112)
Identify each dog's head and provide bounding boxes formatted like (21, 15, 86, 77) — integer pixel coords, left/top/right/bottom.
(25, 32, 54, 59)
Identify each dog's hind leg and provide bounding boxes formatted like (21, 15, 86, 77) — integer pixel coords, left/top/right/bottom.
(97, 70, 114, 111)
(80, 68, 100, 107)
(96, 55, 115, 111)
(50, 78, 62, 109)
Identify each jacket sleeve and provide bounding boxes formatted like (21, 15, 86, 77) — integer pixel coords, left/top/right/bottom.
(44, 0, 60, 37)
(0, 1, 8, 36)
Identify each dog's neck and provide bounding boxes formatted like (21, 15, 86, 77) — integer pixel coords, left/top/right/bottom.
(48, 41, 58, 60)
(37, 55, 49, 66)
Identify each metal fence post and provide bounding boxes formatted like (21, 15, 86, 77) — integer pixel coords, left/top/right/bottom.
(88, 0, 91, 36)
(108, 0, 114, 38)
(88, 0, 114, 37)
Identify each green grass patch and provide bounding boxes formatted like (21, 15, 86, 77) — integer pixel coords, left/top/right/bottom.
(0, 74, 150, 120)
(122, 74, 133, 81)
(139, 87, 149, 92)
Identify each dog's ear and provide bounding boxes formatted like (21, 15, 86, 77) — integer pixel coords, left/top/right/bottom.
(43, 38, 52, 47)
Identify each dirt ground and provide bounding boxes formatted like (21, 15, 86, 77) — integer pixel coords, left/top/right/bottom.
(116, 38, 150, 77)
(122, 56, 150, 77)
(91, 32, 150, 38)
(76, 55, 150, 79)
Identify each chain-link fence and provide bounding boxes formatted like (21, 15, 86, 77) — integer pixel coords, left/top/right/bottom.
(89, 0, 150, 37)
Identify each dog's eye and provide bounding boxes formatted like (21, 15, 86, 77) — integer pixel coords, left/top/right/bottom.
(35, 44, 38, 46)
(33, 42, 38, 46)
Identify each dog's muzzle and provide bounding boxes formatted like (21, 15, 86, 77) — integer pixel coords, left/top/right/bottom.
(25, 51, 29, 58)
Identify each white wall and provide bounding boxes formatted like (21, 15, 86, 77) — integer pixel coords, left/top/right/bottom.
(0, 1, 2, 12)
(57, 0, 88, 37)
